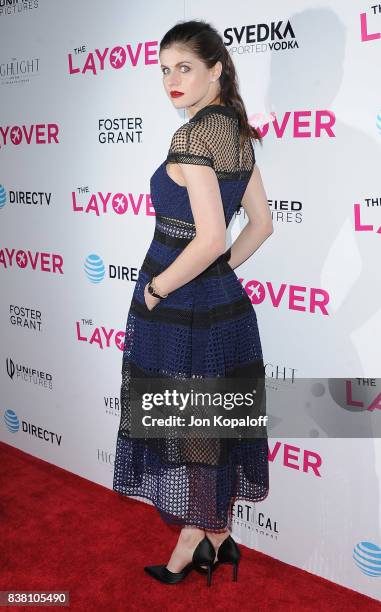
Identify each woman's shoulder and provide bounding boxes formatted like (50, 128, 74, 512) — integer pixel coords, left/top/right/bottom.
(166, 106, 254, 174)
(167, 117, 214, 167)
(169, 116, 209, 149)
(168, 107, 238, 154)
(172, 105, 238, 135)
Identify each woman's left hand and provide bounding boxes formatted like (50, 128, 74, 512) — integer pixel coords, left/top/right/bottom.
(144, 282, 161, 311)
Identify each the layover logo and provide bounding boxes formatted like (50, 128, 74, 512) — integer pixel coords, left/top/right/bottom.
(0, 248, 63, 274)
(68, 40, 158, 76)
(251, 110, 335, 139)
(72, 188, 154, 216)
(0, 123, 59, 148)
(330, 378, 381, 413)
(76, 320, 125, 351)
(240, 278, 330, 315)
(360, 8, 381, 42)
(354, 200, 381, 235)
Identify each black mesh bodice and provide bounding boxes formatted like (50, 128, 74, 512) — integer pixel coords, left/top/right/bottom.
(166, 104, 256, 181)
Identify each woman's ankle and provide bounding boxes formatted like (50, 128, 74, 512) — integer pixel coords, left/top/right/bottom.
(205, 529, 230, 544)
(179, 526, 205, 544)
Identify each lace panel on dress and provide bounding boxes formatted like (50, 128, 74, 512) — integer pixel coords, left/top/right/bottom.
(166, 109, 256, 181)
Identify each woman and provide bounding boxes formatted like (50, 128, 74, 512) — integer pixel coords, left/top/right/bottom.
(113, 19, 273, 586)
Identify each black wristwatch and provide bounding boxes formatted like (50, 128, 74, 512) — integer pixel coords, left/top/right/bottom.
(147, 277, 168, 299)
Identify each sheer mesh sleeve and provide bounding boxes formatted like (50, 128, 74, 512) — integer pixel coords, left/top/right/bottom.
(166, 121, 214, 168)
(166, 109, 256, 180)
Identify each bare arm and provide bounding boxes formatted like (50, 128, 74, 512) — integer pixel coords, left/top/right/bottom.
(148, 163, 226, 299)
(227, 164, 273, 270)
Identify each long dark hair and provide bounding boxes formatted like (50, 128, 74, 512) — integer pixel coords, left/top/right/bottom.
(160, 19, 263, 150)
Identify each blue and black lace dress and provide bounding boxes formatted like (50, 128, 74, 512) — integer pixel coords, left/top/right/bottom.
(113, 104, 269, 532)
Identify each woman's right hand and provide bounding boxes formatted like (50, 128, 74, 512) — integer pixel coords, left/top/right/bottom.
(144, 282, 161, 311)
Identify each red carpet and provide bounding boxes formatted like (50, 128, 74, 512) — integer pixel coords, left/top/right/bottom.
(1, 441, 380, 612)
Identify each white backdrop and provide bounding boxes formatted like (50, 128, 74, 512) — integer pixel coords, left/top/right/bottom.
(1, 0, 380, 602)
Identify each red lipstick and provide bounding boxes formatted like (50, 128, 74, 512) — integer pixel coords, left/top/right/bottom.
(170, 91, 184, 98)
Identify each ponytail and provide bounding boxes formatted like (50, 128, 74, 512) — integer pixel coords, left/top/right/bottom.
(160, 19, 263, 153)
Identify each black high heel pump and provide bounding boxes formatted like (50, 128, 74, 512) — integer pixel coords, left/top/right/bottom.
(144, 535, 216, 586)
(216, 534, 241, 581)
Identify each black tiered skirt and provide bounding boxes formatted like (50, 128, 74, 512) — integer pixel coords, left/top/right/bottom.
(113, 214, 269, 531)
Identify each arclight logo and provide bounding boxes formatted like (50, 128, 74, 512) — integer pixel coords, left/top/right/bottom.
(4, 409, 19, 433)
(84, 254, 105, 284)
(0, 184, 6, 209)
(353, 541, 381, 577)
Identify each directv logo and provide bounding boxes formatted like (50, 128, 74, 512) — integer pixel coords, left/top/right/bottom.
(84, 253, 105, 284)
(0, 184, 6, 210)
(353, 541, 381, 577)
(4, 409, 19, 433)
(3, 410, 62, 445)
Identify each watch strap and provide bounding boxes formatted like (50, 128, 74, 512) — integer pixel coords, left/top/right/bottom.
(148, 277, 168, 299)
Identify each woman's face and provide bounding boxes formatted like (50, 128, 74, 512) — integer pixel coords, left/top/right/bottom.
(159, 44, 221, 117)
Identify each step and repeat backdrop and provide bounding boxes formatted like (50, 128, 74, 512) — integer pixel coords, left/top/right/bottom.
(1, 0, 380, 602)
